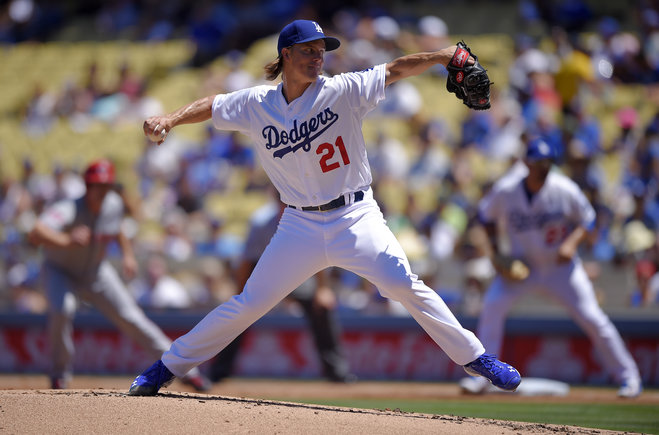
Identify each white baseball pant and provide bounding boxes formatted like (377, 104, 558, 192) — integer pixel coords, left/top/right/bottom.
(44, 261, 207, 380)
(162, 190, 484, 376)
(477, 260, 640, 384)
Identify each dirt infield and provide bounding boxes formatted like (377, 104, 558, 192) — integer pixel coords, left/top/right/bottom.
(0, 375, 655, 434)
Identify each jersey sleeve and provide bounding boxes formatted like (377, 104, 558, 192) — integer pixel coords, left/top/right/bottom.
(39, 200, 75, 230)
(211, 88, 257, 134)
(332, 64, 387, 118)
(568, 184, 596, 230)
(478, 188, 503, 224)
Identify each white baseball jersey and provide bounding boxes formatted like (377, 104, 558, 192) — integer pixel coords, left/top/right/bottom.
(476, 167, 641, 387)
(211, 64, 386, 207)
(479, 169, 596, 269)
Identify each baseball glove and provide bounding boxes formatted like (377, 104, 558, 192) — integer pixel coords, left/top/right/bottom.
(492, 254, 530, 281)
(446, 41, 492, 110)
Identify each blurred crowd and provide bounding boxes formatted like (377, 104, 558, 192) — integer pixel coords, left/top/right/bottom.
(21, 60, 163, 136)
(1, 1, 659, 317)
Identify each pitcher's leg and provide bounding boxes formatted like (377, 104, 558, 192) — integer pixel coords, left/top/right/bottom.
(329, 206, 483, 365)
(162, 213, 327, 377)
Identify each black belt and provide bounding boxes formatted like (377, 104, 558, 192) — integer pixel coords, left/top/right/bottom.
(288, 191, 364, 212)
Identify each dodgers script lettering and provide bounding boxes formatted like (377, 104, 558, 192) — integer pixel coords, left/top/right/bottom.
(262, 108, 339, 158)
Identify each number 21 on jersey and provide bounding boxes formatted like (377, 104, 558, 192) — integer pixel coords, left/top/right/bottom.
(317, 136, 350, 173)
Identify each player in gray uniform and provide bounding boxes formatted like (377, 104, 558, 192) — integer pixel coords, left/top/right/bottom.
(209, 195, 354, 383)
(464, 138, 642, 398)
(29, 159, 210, 391)
(129, 19, 522, 396)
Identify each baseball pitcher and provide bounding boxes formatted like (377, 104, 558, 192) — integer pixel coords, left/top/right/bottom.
(128, 19, 520, 396)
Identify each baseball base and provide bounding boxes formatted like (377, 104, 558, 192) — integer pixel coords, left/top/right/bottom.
(460, 376, 570, 396)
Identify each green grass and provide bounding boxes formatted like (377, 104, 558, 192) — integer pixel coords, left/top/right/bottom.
(282, 398, 659, 434)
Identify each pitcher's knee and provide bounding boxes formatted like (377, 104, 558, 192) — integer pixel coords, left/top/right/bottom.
(225, 292, 274, 320)
(576, 306, 611, 331)
(581, 315, 615, 339)
(377, 273, 425, 300)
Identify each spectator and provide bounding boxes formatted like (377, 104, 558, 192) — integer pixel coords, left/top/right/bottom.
(195, 217, 243, 262)
(0, 175, 34, 231)
(367, 131, 409, 182)
(407, 119, 451, 188)
(22, 83, 56, 136)
(160, 208, 194, 262)
(132, 255, 192, 310)
(48, 165, 86, 205)
(553, 35, 596, 110)
(630, 259, 659, 307)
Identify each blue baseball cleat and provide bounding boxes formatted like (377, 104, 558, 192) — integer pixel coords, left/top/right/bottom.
(463, 353, 522, 391)
(128, 360, 175, 396)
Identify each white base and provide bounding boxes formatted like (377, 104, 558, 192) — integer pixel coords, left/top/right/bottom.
(459, 376, 570, 396)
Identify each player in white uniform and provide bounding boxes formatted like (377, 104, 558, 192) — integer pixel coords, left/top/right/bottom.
(466, 138, 642, 398)
(29, 159, 210, 391)
(128, 19, 522, 395)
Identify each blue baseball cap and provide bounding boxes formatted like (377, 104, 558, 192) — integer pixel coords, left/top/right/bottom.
(277, 20, 340, 56)
(526, 138, 556, 162)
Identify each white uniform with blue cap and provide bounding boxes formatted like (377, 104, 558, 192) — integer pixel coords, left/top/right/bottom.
(473, 138, 642, 397)
(161, 20, 486, 375)
(129, 19, 524, 397)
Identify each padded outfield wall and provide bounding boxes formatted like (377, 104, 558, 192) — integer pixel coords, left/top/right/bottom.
(1, 312, 657, 386)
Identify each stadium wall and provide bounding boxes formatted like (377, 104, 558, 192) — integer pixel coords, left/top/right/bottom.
(1, 312, 657, 386)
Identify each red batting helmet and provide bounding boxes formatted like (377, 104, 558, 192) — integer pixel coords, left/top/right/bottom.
(84, 159, 115, 184)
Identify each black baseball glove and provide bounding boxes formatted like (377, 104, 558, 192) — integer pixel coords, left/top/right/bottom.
(446, 41, 492, 110)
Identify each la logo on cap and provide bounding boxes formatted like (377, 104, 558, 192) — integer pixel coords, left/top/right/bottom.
(313, 21, 322, 33)
(538, 141, 550, 155)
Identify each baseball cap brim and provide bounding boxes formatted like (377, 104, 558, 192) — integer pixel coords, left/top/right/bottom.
(300, 35, 340, 51)
(280, 35, 340, 54)
(526, 153, 554, 162)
